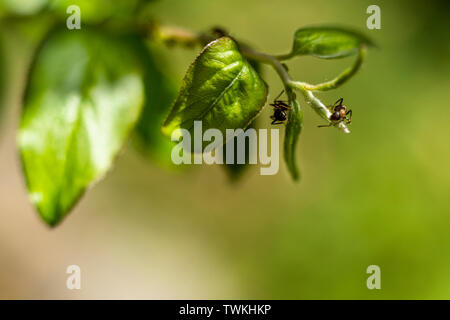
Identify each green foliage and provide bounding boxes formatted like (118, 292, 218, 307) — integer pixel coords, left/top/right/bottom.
(19, 29, 145, 226)
(276, 26, 372, 180)
(288, 26, 374, 59)
(133, 42, 178, 167)
(284, 99, 303, 181)
(162, 37, 268, 150)
(221, 59, 262, 180)
(2, 0, 371, 225)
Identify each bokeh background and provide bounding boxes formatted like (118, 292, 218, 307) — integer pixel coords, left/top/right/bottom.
(1, 0, 450, 299)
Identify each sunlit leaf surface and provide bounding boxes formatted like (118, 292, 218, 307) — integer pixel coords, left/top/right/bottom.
(19, 29, 145, 226)
(290, 26, 374, 59)
(162, 37, 267, 150)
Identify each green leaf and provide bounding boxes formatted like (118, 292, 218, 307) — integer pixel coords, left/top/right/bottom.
(133, 42, 178, 167)
(162, 37, 268, 151)
(19, 29, 145, 226)
(289, 26, 374, 59)
(222, 121, 255, 182)
(222, 59, 262, 181)
(284, 99, 303, 181)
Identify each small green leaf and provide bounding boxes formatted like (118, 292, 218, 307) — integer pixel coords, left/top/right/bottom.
(133, 42, 178, 167)
(284, 99, 303, 181)
(162, 37, 268, 150)
(289, 26, 373, 59)
(19, 29, 145, 226)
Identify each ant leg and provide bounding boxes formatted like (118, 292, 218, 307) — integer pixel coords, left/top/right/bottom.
(272, 103, 290, 110)
(278, 104, 290, 110)
(318, 123, 332, 128)
(271, 103, 290, 110)
(346, 109, 352, 119)
(345, 110, 352, 124)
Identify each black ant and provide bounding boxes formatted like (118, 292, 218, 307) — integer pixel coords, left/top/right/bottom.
(318, 98, 352, 128)
(270, 90, 291, 125)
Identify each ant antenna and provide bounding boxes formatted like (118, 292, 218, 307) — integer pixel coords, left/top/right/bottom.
(274, 90, 285, 101)
(334, 98, 344, 106)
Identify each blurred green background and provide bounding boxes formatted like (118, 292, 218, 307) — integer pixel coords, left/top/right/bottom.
(1, 0, 450, 299)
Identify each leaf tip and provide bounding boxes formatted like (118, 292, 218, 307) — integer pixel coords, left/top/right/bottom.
(38, 210, 63, 228)
(43, 217, 60, 228)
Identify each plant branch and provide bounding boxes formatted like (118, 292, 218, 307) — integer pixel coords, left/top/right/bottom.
(149, 23, 352, 133)
(240, 46, 350, 133)
(144, 23, 217, 48)
(290, 47, 366, 92)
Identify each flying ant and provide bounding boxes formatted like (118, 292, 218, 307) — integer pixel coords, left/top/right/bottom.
(318, 98, 352, 128)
